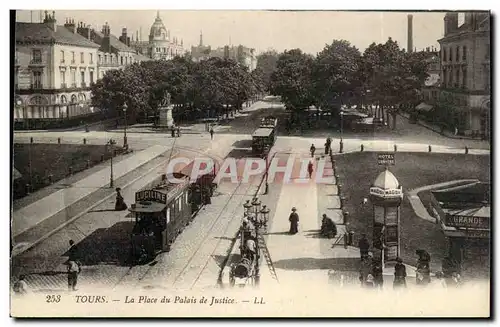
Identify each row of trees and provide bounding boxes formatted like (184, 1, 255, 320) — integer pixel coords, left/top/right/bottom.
(91, 56, 265, 123)
(267, 38, 430, 129)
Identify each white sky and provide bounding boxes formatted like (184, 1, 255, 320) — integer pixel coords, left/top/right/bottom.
(16, 10, 446, 54)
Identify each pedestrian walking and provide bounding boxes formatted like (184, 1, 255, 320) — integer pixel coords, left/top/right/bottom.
(171, 125, 176, 138)
(176, 126, 181, 137)
(358, 233, 370, 259)
(307, 161, 314, 179)
(325, 137, 332, 155)
(68, 239, 78, 261)
(320, 214, 337, 238)
(310, 144, 316, 157)
(115, 188, 128, 211)
(13, 275, 29, 295)
(372, 261, 384, 288)
(210, 127, 214, 140)
(289, 207, 299, 234)
(416, 249, 431, 285)
(393, 257, 407, 289)
(67, 260, 81, 291)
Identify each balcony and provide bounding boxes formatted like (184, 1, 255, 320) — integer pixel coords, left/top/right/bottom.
(31, 83, 43, 89)
(71, 83, 77, 88)
(61, 83, 67, 89)
(29, 59, 45, 67)
(81, 82, 87, 88)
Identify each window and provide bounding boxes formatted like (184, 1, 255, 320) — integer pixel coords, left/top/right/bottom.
(462, 68, 467, 88)
(462, 46, 467, 60)
(98, 54, 101, 63)
(121, 56, 123, 65)
(178, 196, 182, 210)
(185, 192, 189, 204)
(80, 52, 84, 63)
(90, 71, 94, 84)
(104, 54, 108, 63)
(443, 48, 446, 62)
(71, 69, 76, 84)
(125, 57, 128, 65)
(448, 47, 452, 61)
(32, 71, 42, 88)
(455, 69, 460, 87)
(71, 51, 75, 63)
(32, 49, 42, 63)
(89, 53, 93, 64)
(485, 44, 490, 59)
(485, 67, 490, 91)
(60, 50, 65, 63)
(166, 208, 171, 223)
(456, 46, 460, 62)
(60, 71, 65, 85)
(81, 71, 85, 84)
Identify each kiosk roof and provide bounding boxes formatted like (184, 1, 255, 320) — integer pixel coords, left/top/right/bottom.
(252, 128, 273, 137)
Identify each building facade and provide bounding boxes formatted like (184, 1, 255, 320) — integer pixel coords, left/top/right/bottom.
(14, 11, 150, 126)
(190, 32, 257, 71)
(14, 12, 100, 123)
(438, 12, 490, 137)
(421, 47, 441, 103)
(130, 11, 184, 60)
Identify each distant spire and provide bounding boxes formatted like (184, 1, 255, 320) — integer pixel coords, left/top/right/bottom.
(156, 10, 160, 19)
(199, 30, 203, 46)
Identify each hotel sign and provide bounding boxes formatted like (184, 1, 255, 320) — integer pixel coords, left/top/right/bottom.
(377, 153, 395, 166)
(466, 230, 490, 239)
(445, 214, 489, 229)
(135, 190, 167, 204)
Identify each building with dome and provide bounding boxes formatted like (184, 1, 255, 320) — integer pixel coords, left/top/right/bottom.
(130, 11, 184, 60)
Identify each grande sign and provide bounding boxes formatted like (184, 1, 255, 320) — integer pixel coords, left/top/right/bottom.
(445, 214, 490, 229)
(369, 187, 403, 198)
(135, 190, 167, 204)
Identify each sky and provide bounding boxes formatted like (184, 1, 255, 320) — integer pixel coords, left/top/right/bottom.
(15, 10, 445, 55)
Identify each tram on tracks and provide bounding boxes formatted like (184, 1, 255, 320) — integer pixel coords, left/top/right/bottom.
(252, 116, 278, 157)
(128, 161, 217, 264)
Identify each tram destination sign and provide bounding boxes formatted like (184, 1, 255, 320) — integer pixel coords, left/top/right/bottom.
(445, 214, 489, 229)
(377, 153, 395, 166)
(135, 190, 167, 204)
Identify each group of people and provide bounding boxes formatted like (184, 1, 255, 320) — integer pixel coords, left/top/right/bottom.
(170, 125, 181, 138)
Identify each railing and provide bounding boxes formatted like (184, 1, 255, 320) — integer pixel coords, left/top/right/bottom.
(61, 83, 67, 89)
(71, 83, 77, 88)
(81, 82, 86, 88)
(29, 59, 43, 65)
(31, 83, 43, 89)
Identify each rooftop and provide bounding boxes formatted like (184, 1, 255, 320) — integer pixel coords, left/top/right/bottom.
(432, 182, 490, 206)
(15, 22, 99, 48)
(92, 30, 136, 53)
(373, 168, 400, 189)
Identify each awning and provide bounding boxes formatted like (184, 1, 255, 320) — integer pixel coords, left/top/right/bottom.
(415, 102, 433, 112)
(129, 201, 167, 213)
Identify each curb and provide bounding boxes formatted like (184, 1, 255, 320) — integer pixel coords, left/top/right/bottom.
(11, 148, 178, 258)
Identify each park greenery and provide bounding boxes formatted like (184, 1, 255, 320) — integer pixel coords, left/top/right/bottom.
(91, 38, 430, 128)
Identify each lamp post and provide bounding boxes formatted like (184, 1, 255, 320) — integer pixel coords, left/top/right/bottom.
(244, 200, 252, 217)
(340, 111, 344, 153)
(260, 205, 270, 228)
(108, 139, 116, 188)
(264, 154, 270, 195)
(251, 197, 262, 286)
(123, 103, 128, 149)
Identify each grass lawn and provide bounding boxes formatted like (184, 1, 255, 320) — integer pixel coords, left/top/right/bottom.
(13, 143, 124, 199)
(334, 152, 490, 270)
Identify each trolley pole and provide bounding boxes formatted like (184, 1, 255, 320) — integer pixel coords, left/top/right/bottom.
(264, 154, 269, 195)
(108, 139, 116, 188)
(255, 222, 260, 286)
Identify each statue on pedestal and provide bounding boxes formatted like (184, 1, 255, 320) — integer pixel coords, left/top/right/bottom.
(158, 91, 174, 128)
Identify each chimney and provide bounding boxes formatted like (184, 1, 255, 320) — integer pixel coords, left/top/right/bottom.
(76, 22, 91, 39)
(127, 37, 130, 47)
(199, 30, 203, 46)
(444, 12, 458, 36)
(64, 18, 76, 33)
(102, 22, 111, 53)
(43, 10, 57, 31)
(119, 27, 128, 45)
(407, 14, 413, 53)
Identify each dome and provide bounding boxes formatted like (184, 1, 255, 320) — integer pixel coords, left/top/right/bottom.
(149, 11, 168, 41)
(373, 168, 400, 190)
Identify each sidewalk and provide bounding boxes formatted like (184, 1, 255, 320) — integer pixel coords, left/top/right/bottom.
(12, 145, 170, 237)
(398, 112, 488, 141)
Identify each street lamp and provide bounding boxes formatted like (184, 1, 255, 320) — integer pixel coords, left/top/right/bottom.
(260, 205, 270, 228)
(123, 103, 128, 149)
(108, 139, 116, 188)
(243, 200, 253, 217)
(252, 197, 261, 218)
(339, 111, 344, 153)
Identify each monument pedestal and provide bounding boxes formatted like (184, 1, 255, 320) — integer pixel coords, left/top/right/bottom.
(158, 105, 174, 129)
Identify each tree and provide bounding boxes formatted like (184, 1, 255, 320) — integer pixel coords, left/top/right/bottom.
(270, 49, 315, 124)
(312, 40, 362, 120)
(255, 49, 279, 92)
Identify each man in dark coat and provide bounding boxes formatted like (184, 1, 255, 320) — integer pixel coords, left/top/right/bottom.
(310, 144, 316, 158)
(325, 137, 332, 155)
(289, 207, 299, 234)
(68, 240, 78, 261)
(210, 127, 214, 140)
(320, 214, 337, 238)
(308, 161, 314, 179)
(358, 234, 370, 259)
(393, 257, 407, 289)
(372, 260, 384, 288)
(115, 188, 128, 211)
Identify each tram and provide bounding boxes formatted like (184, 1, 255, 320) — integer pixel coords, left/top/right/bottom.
(252, 116, 278, 157)
(128, 165, 217, 264)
